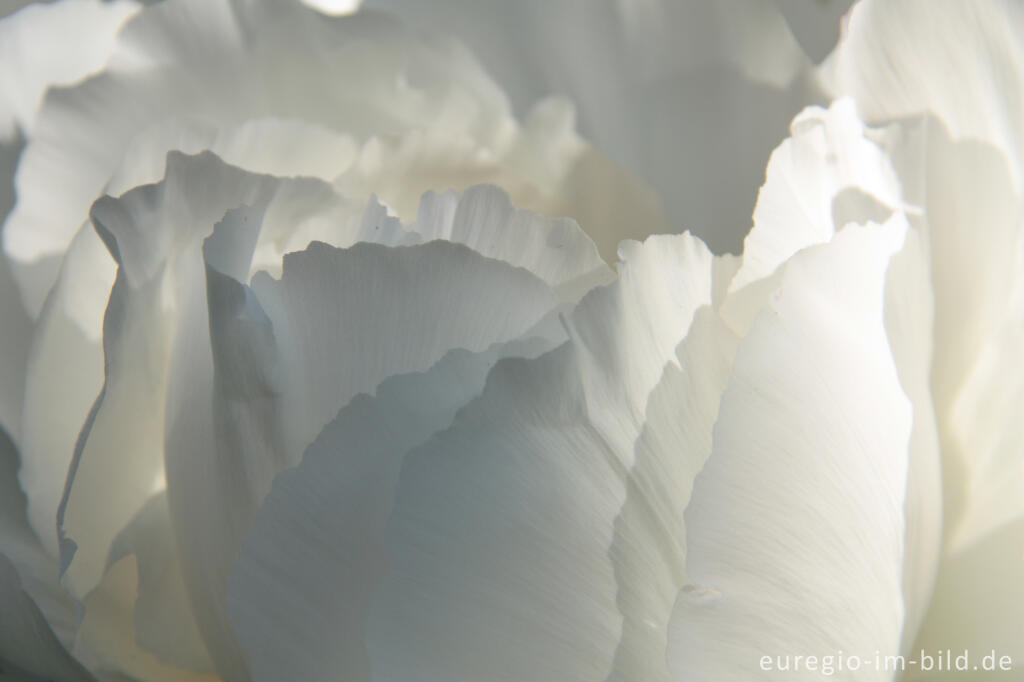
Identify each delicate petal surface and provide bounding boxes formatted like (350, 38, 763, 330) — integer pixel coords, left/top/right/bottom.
(669, 221, 912, 680)
(822, 0, 1024, 187)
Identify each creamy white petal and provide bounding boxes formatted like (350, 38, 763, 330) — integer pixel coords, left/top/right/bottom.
(0, 0, 138, 140)
(410, 184, 608, 291)
(606, 308, 738, 681)
(19, 225, 111, 556)
(2, 0, 511, 314)
(58, 154, 303, 601)
(907, 519, 1024, 681)
(821, 0, 1024, 188)
(566, 233, 714, 461)
(669, 220, 912, 679)
(365, 0, 815, 254)
(883, 223, 943, 649)
(729, 98, 902, 292)
(878, 119, 1024, 550)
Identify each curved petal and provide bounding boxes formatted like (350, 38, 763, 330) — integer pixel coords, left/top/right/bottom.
(729, 98, 903, 292)
(4, 0, 658, 318)
(59, 152, 369, 601)
(19, 224, 112, 556)
(364, 0, 816, 254)
(227, 325, 564, 681)
(224, 232, 714, 680)
(167, 239, 562, 679)
(605, 307, 739, 681)
(877, 118, 1024, 551)
(821, 0, 1024, 188)
(3, 0, 509, 314)
(362, 344, 625, 682)
(0, 0, 138, 140)
(907, 519, 1024, 681)
(669, 220, 913, 680)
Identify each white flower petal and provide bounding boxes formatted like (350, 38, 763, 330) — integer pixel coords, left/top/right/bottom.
(821, 0, 1024, 187)
(59, 152, 368, 601)
(410, 185, 609, 292)
(567, 233, 714, 462)
(729, 98, 902, 292)
(106, 116, 360, 196)
(669, 220, 913, 679)
(2, 0, 511, 314)
(0, 0, 138, 140)
(908, 519, 1024, 680)
(227, 325, 564, 681)
(19, 225, 111, 556)
(882, 222, 943, 648)
(165, 238, 563, 678)
(361, 344, 625, 681)
(224, 232, 713, 680)
(881, 119, 1024, 550)
(606, 307, 739, 681)
(365, 0, 814, 253)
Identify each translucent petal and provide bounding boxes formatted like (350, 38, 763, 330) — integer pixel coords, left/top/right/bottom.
(669, 221, 913, 679)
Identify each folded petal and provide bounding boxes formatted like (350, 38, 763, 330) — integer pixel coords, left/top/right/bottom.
(669, 219, 913, 679)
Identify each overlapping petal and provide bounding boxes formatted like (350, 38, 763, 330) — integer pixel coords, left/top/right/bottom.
(364, 0, 828, 254)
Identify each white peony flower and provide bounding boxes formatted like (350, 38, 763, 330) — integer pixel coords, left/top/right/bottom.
(0, 1, 1021, 681)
